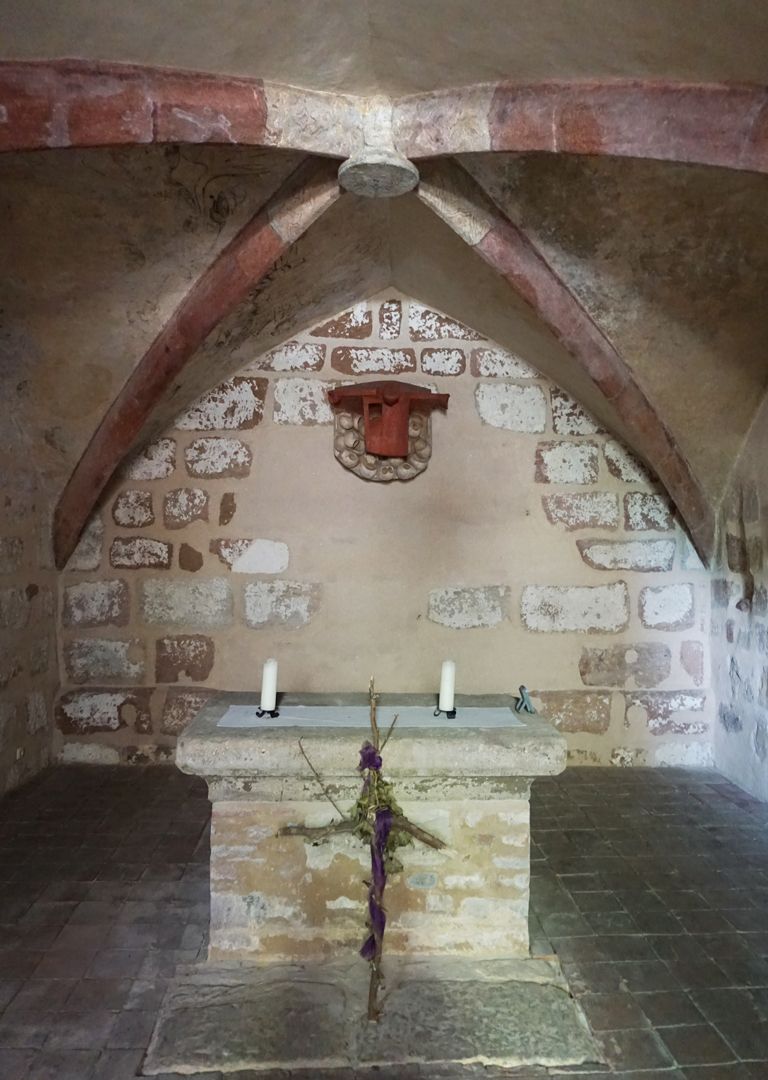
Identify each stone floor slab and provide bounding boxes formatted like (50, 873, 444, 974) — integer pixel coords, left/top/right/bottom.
(142, 958, 599, 1075)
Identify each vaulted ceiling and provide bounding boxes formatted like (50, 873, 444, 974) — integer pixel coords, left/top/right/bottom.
(3, 0, 768, 92)
(1, 2, 768, 568)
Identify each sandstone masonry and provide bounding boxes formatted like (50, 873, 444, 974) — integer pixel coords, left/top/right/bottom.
(51, 292, 711, 770)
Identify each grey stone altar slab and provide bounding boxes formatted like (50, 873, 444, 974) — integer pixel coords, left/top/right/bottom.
(142, 957, 600, 1075)
(217, 704, 525, 729)
(177, 692, 566, 796)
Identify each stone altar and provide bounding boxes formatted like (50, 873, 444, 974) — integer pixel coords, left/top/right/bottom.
(143, 694, 601, 1074)
(177, 692, 567, 963)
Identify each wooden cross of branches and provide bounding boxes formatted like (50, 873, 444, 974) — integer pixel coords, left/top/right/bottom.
(277, 678, 446, 1020)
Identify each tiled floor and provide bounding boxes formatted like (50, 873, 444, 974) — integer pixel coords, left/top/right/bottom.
(0, 766, 767, 1079)
(530, 767, 768, 1079)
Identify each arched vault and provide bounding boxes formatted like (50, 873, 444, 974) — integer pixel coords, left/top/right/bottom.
(1, 61, 768, 177)
(2, 59, 768, 568)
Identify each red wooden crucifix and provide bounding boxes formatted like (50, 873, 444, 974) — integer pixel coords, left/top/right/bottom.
(327, 380, 449, 458)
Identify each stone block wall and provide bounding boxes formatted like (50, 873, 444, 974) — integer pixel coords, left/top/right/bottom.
(0, 449, 57, 794)
(209, 793, 531, 962)
(54, 292, 711, 768)
(711, 394, 768, 801)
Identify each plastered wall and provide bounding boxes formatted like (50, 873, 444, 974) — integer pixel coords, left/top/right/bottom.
(711, 395, 768, 801)
(0, 437, 57, 794)
(53, 293, 712, 769)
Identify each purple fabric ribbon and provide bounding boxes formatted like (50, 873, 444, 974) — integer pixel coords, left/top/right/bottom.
(359, 741, 382, 772)
(360, 805, 393, 960)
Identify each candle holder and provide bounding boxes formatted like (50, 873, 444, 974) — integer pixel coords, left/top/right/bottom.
(514, 686, 536, 715)
(256, 707, 280, 719)
(433, 705, 457, 720)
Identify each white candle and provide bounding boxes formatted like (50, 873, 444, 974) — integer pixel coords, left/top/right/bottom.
(438, 660, 455, 712)
(260, 658, 278, 711)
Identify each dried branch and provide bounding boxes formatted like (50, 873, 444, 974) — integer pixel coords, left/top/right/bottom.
(278, 814, 444, 851)
(298, 737, 345, 817)
(368, 952, 383, 1022)
(277, 819, 355, 841)
(380, 712, 399, 752)
(290, 679, 446, 1024)
(369, 675, 380, 749)
(391, 814, 446, 850)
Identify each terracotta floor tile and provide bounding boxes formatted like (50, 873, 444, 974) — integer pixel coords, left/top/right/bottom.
(580, 992, 649, 1031)
(1, 764, 768, 1077)
(634, 990, 704, 1027)
(658, 1023, 738, 1066)
(597, 1028, 674, 1070)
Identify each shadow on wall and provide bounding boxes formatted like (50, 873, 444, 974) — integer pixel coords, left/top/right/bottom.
(0, 423, 58, 795)
(712, 395, 768, 802)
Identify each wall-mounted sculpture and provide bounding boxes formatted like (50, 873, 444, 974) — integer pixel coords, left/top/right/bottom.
(327, 380, 449, 482)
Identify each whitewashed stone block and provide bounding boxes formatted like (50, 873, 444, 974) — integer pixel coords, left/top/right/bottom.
(542, 492, 619, 531)
(244, 581, 320, 629)
(64, 639, 144, 683)
(408, 303, 482, 341)
(624, 492, 673, 531)
(0, 537, 23, 575)
(0, 587, 29, 630)
(273, 379, 334, 425)
(470, 348, 538, 378)
(639, 583, 695, 631)
(142, 579, 233, 627)
(65, 516, 103, 571)
(378, 300, 401, 339)
(653, 741, 713, 767)
(535, 442, 599, 484)
(428, 586, 510, 629)
(0, 701, 16, 745)
(58, 743, 121, 764)
(212, 539, 290, 574)
(58, 692, 116, 732)
(62, 580, 129, 628)
(164, 488, 209, 529)
(680, 535, 706, 571)
(175, 377, 266, 431)
(0, 640, 21, 688)
(311, 302, 372, 338)
(29, 637, 50, 676)
(550, 389, 601, 435)
(331, 347, 416, 374)
(577, 539, 676, 572)
(603, 440, 651, 483)
(25, 691, 47, 734)
(124, 439, 176, 480)
(185, 439, 252, 478)
(420, 348, 465, 376)
(521, 583, 629, 633)
(625, 690, 707, 736)
(112, 491, 154, 529)
(475, 383, 546, 432)
(110, 538, 171, 570)
(256, 341, 325, 371)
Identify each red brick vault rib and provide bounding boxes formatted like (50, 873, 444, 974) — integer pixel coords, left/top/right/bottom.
(394, 81, 768, 173)
(0, 60, 269, 151)
(416, 158, 715, 564)
(0, 59, 360, 156)
(2, 61, 768, 176)
(53, 157, 341, 569)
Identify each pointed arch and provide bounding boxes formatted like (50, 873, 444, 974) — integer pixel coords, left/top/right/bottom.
(53, 157, 340, 568)
(416, 158, 715, 561)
